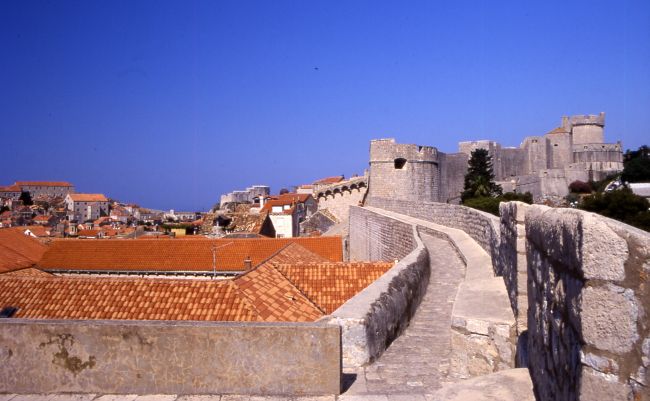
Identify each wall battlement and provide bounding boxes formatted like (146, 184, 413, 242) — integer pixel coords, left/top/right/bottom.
(368, 113, 623, 204)
(567, 112, 605, 127)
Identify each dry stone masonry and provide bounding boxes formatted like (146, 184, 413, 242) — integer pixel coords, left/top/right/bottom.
(524, 206, 649, 401)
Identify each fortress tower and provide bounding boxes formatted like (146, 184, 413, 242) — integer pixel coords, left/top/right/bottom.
(367, 138, 441, 203)
(564, 112, 605, 145)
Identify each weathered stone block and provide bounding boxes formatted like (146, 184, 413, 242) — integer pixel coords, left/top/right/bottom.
(579, 367, 631, 401)
(580, 351, 620, 375)
(581, 213, 628, 281)
(581, 285, 639, 354)
(0, 320, 341, 396)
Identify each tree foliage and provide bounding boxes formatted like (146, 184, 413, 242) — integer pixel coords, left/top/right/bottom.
(569, 180, 592, 194)
(19, 191, 33, 206)
(622, 145, 650, 183)
(461, 148, 502, 202)
(463, 192, 533, 216)
(579, 188, 650, 232)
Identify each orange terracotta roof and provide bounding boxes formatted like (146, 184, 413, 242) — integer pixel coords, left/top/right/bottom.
(33, 215, 51, 222)
(67, 193, 108, 202)
(235, 264, 323, 322)
(276, 262, 393, 313)
(77, 229, 101, 237)
(0, 246, 389, 322)
(0, 185, 21, 192)
(547, 126, 568, 135)
(0, 276, 256, 321)
(0, 228, 48, 273)
(23, 226, 50, 237)
(0, 267, 52, 277)
(15, 181, 73, 187)
(37, 237, 342, 272)
(313, 176, 344, 185)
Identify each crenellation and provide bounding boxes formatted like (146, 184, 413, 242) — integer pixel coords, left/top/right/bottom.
(368, 113, 623, 205)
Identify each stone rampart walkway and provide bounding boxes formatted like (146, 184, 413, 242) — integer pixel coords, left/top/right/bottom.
(339, 234, 465, 400)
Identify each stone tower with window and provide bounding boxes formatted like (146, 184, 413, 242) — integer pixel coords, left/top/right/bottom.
(367, 138, 441, 204)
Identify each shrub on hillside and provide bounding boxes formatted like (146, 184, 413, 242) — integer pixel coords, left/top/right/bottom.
(579, 188, 650, 232)
(569, 180, 592, 194)
(463, 192, 533, 216)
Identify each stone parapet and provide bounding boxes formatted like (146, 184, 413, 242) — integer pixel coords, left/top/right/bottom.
(340, 206, 429, 367)
(365, 197, 501, 267)
(525, 206, 649, 401)
(0, 320, 341, 396)
(347, 206, 516, 377)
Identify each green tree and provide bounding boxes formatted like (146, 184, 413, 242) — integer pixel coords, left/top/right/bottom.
(461, 148, 502, 202)
(19, 191, 33, 206)
(622, 145, 650, 183)
(579, 188, 650, 232)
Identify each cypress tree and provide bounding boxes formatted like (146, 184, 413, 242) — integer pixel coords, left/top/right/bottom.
(461, 148, 502, 202)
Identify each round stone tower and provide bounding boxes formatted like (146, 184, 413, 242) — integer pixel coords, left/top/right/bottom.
(367, 138, 440, 203)
(569, 112, 605, 145)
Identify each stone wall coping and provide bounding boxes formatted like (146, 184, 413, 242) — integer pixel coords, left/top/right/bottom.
(430, 368, 535, 401)
(360, 206, 512, 320)
(0, 318, 332, 329)
(451, 278, 516, 326)
(364, 206, 494, 281)
(332, 232, 424, 319)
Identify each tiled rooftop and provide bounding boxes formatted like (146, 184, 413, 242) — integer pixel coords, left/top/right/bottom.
(15, 181, 73, 187)
(0, 238, 391, 322)
(67, 193, 109, 202)
(0, 228, 48, 273)
(0, 276, 257, 321)
(38, 237, 343, 272)
(277, 262, 394, 313)
(313, 176, 344, 185)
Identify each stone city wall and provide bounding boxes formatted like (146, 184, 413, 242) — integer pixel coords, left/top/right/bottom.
(498, 202, 530, 337)
(525, 206, 649, 401)
(347, 205, 516, 376)
(0, 319, 341, 396)
(317, 186, 366, 223)
(349, 204, 418, 262)
(365, 197, 501, 267)
(339, 206, 429, 367)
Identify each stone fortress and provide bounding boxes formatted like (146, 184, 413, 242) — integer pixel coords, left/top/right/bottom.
(368, 112, 623, 203)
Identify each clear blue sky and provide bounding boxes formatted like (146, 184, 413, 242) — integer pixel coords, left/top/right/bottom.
(1, 1, 649, 211)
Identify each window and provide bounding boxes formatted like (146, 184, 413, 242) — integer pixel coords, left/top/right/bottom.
(394, 158, 407, 169)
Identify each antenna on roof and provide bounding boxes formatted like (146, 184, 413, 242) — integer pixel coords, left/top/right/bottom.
(211, 243, 218, 279)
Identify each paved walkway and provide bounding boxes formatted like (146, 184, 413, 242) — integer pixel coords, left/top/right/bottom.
(339, 234, 465, 400)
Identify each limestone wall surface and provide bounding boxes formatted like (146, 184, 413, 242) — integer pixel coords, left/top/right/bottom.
(365, 197, 501, 267)
(347, 206, 516, 375)
(349, 204, 418, 262)
(525, 206, 649, 401)
(317, 187, 365, 223)
(0, 319, 341, 396)
(340, 206, 429, 367)
(498, 202, 530, 336)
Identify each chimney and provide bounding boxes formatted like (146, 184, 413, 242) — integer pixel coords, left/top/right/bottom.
(244, 256, 252, 270)
(259, 196, 266, 208)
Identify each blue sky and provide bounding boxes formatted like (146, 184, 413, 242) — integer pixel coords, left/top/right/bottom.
(1, 1, 649, 211)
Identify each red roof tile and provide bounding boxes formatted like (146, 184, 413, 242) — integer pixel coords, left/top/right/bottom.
(0, 276, 256, 321)
(313, 176, 344, 185)
(67, 193, 108, 202)
(0, 228, 49, 273)
(37, 237, 342, 272)
(276, 262, 393, 313)
(15, 181, 73, 187)
(0, 185, 21, 192)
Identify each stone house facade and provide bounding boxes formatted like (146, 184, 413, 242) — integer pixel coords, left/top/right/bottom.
(65, 193, 109, 222)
